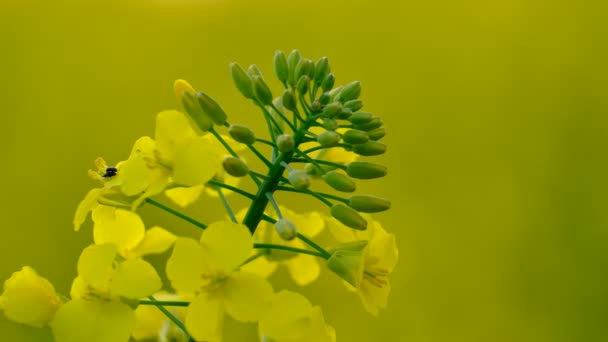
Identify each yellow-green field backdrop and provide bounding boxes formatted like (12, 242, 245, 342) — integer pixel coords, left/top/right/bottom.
(1, 0, 607, 341)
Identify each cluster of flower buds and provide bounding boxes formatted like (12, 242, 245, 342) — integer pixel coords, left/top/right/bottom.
(1, 50, 397, 342)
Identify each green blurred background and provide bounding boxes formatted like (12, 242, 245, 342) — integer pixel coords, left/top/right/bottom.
(1, 0, 607, 341)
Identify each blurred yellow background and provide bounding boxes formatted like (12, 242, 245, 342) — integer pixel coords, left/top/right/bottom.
(1, 0, 607, 341)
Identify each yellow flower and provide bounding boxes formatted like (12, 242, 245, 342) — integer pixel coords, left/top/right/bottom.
(0, 266, 62, 328)
(258, 290, 335, 342)
(326, 216, 398, 315)
(166, 221, 273, 342)
(241, 207, 325, 286)
(132, 292, 188, 342)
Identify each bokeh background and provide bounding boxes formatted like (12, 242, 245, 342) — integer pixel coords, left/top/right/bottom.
(1, 0, 607, 341)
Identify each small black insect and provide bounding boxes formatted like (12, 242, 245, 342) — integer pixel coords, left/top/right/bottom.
(103, 166, 118, 178)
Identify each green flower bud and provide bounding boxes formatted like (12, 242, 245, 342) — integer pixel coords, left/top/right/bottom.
(321, 73, 336, 92)
(287, 49, 302, 86)
(335, 81, 361, 103)
(352, 141, 387, 156)
(196, 91, 228, 126)
(282, 89, 297, 111)
(348, 195, 391, 213)
(295, 59, 314, 82)
(355, 117, 383, 131)
(330, 203, 367, 230)
(228, 124, 256, 145)
(346, 161, 387, 179)
(327, 246, 365, 287)
(319, 92, 331, 105)
(321, 102, 343, 118)
(277, 134, 294, 153)
(310, 100, 321, 112)
(296, 75, 310, 95)
(274, 218, 297, 241)
(253, 76, 273, 106)
(222, 156, 249, 178)
(323, 118, 338, 131)
(336, 108, 353, 120)
(230, 62, 254, 99)
(288, 169, 310, 190)
(182, 91, 213, 133)
(304, 163, 318, 175)
(274, 50, 289, 84)
(349, 111, 374, 125)
(247, 64, 265, 80)
(323, 171, 356, 192)
(317, 131, 341, 147)
(328, 85, 343, 101)
(314, 57, 330, 85)
(342, 129, 369, 144)
(344, 99, 364, 112)
(368, 127, 386, 141)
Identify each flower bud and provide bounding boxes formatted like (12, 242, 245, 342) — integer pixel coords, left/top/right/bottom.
(335, 81, 361, 103)
(321, 102, 343, 118)
(342, 129, 369, 144)
(247, 64, 265, 80)
(222, 156, 249, 177)
(314, 57, 330, 85)
(321, 73, 336, 92)
(322, 118, 338, 131)
(281, 89, 297, 111)
(328, 85, 343, 101)
(196, 91, 228, 126)
(346, 162, 387, 179)
(344, 99, 364, 112)
(317, 131, 341, 147)
(295, 59, 314, 82)
(274, 50, 289, 84)
(310, 100, 321, 112)
(230, 62, 254, 99)
(182, 91, 213, 133)
(275, 218, 297, 241)
(352, 141, 387, 156)
(349, 111, 374, 125)
(228, 124, 256, 145)
(277, 134, 295, 153)
(288, 170, 310, 190)
(319, 92, 331, 105)
(296, 75, 310, 95)
(368, 127, 386, 140)
(323, 171, 356, 192)
(287, 49, 302, 86)
(327, 241, 367, 287)
(355, 117, 383, 131)
(0, 266, 62, 327)
(330, 203, 367, 230)
(348, 195, 391, 213)
(174, 79, 195, 104)
(336, 108, 353, 120)
(253, 76, 273, 106)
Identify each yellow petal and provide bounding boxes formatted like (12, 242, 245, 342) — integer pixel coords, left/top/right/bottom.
(258, 290, 312, 341)
(202, 133, 247, 153)
(172, 136, 221, 186)
(240, 253, 278, 279)
(129, 227, 177, 258)
(52, 299, 135, 342)
(165, 185, 204, 207)
(93, 207, 145, 256)
(166, 238, 205, 293)
(69, 276, 88, 300)
(0, 266, 62, 327)
(359, 281, 391, 316)
(77, 244, 117, 291)
(285, 254, 321, 286)
(204, 172, 241, 198)
(281, 207, 325, 237)
(185, 293, 224, 342)
(119, 155, 152, 197)
(367, 225, 398, 272)
(200, 221, 252, 274)
(132, 293, 186, 341)
(222, 272, 273, 322)
(155, 110, 195, 162)
(73, 188, 103, 231)
(310, 306, 336, 342)
(111, 259, 162, 299)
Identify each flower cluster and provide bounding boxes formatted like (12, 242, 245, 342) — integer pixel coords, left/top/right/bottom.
(1, 51, 398, 342)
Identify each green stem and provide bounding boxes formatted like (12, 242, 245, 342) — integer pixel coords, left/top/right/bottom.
(210, 127, 238, 157)
(261, 214, 277, 224)
(217, 188, 237, 223)
(256, 138, 277, 148)
(302, 143, 350, 155)
(147, 296, 191, 339)
(253, 243, 328, 259)
(248, 145, 272, 167)
(294, 149, 325, 174)
(139, 300, 190, 307)
(296, 232, 332, 258)
(240, 250, 269, 267)
(145, 198, 207, 230)
(265, 192, 283, 219)
(254, 99, 284, 135)
(207, 180, 255, 199)
(290, 158, 347, 170)
(276, 185, 348, 205)
(250, 170, 269, 180)
(270, 103, 297, 132)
